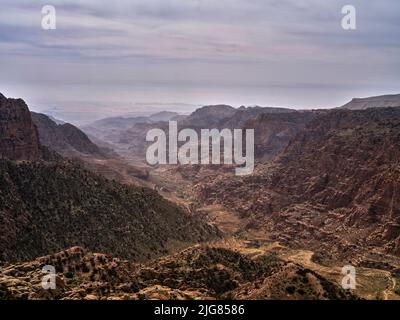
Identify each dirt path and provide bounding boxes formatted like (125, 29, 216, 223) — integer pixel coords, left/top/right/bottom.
(383, 276, 397, 300)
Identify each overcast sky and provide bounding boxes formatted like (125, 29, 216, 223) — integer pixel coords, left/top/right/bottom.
(0, 0, 399, 122)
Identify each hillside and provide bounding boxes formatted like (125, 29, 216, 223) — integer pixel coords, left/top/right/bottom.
(102, 105, 302, 162)
(31, 112, 105, 158)
(195, 108, 400, 258)
(0, 160, 218, 263)
(0, 245, 356, 300)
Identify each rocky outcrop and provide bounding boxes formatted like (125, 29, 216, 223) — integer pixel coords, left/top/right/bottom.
(0, 93, 41, 160)
(243, 110, 319, 159)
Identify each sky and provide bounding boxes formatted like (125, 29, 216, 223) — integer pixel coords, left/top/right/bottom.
(0, 0, 399, 124)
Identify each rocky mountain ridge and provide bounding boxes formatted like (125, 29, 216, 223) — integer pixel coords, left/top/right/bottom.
(31, 112, 106, 158)
(0, 94, 42, 161)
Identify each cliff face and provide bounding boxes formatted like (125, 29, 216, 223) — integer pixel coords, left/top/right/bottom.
(0, 94, 41, 160)
(243, 111, 319, 160)
(274, 108, 400, 214)
(195, 108, 400, 256)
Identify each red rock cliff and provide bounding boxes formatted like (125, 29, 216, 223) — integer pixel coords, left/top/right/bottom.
(0, 93, 41, 160)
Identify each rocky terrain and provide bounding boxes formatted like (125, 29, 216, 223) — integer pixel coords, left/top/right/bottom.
(243, 110, 319, 159)
(81, 111, 180, 149)
(179, 104, 237, 128)
(195, 107, 400, 259)
(0, 159, 219, 263)
(0, 244, 357, 300)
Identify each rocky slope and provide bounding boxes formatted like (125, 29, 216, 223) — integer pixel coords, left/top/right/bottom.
(243, 110, 318, 159)
(0, 245, 356, 300)
(0, 159, 219, 264)
(104, 105, 301, 162)
(31, 112, 105, 158)
(0, 93, 41, 160)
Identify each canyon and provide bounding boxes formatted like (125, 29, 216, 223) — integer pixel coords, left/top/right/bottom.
(1, 92, 400, 300)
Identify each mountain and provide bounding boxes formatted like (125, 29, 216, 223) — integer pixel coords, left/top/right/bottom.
(31, 112, 105, 158)
(180, 105, 237, 128)
(0, 94, 41, 161)
(339, 94, 400, 110)
(181, 105, 295, 130)
(242, 110, 318, 159)
(195, 107, 400, 258)
(81, 116, 152, 144)
(104, 105, 300, 162)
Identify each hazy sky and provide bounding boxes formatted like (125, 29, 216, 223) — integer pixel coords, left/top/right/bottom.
(0, 0, 399, 122)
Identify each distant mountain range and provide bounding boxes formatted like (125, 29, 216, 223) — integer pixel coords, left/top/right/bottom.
(339, 94, 400, 110)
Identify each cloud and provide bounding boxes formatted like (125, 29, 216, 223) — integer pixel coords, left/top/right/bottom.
(0, 0, 399, 117)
